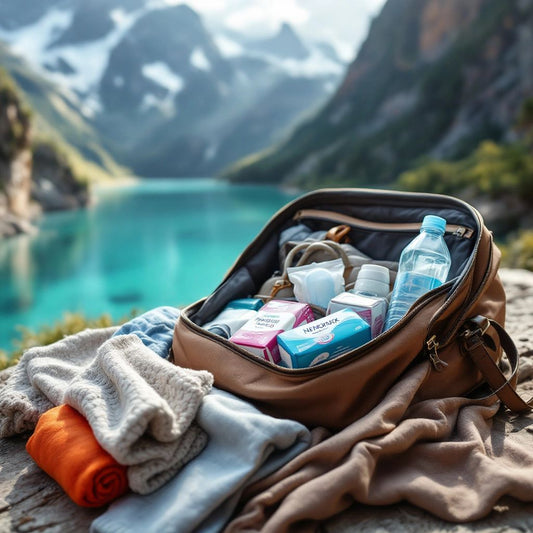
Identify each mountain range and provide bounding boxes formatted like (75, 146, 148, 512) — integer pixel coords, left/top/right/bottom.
(0, 0, 344, 177)
(226, 0, 533, 188)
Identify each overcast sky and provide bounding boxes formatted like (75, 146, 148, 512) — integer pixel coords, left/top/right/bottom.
(183, 0, 388, 61)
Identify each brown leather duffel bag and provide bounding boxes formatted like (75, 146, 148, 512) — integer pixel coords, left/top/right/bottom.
(171, 188, 531, 430)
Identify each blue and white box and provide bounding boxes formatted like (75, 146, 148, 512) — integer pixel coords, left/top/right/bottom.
(277, 308, 371, 369)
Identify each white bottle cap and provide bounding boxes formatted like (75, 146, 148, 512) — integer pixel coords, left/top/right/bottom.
(354, 264, 390, 297)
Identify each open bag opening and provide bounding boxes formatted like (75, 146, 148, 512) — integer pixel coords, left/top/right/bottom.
(189, 189, 481, 335)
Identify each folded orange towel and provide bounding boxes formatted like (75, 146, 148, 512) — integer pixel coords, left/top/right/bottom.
(26, 404, 129, 507)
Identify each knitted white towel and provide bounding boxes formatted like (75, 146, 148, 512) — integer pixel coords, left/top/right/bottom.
(64, 334, 213, 494)
(0, 327, 118, 438)
(0, 327, 214, 494)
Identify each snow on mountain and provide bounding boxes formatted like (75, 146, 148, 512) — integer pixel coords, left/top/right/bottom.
(0, 8, 73, 73)
(0, 0, 347, 176)
(262, 47, 344, 78)
(213, 34, 244, 58)
(0, 3, 342, 105)
(214, 26, 344, 79)
(190, 48, 211, 72)
(142, 62, 185, 93)
(140, 62, 185, 114)
(0, 5, 148, 116)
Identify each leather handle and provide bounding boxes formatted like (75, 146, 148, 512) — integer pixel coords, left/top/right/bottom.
(460, 316, 533, 413)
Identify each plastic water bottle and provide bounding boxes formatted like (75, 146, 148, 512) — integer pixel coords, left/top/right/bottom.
(384, 215, 451, 331)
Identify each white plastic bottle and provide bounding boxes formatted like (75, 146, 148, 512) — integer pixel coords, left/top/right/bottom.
(327, 264, 390, 338)
(384, 215, 451, 331)
(352, 264, 390, 299)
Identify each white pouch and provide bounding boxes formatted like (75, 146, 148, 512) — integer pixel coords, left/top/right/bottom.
(288, 258, 345, 309)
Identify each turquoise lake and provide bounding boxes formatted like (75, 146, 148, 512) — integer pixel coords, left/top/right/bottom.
(0, 179, 298, 351)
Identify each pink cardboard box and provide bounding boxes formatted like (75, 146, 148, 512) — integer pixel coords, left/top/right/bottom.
(230, 300, 314, 363)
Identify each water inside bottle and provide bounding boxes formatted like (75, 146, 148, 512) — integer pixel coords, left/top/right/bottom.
(384, 216, 451, 331)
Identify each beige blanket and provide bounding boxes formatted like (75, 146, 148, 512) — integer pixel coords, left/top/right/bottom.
(225, 361, 533, 532)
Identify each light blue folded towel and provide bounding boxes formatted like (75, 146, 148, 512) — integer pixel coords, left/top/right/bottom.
(112, 306, 180, 359)
(91, 388, 311, 533)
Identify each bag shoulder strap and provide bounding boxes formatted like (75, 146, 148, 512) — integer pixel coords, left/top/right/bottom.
(460, 316, 533, 412)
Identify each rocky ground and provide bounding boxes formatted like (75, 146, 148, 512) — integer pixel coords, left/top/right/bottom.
(0, 268, 532, 532)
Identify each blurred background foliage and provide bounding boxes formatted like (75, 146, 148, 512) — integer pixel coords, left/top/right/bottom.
(0, 311, 136, 369)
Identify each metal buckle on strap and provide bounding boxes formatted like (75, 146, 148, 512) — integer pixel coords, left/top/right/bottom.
(460, 316, 491, 350)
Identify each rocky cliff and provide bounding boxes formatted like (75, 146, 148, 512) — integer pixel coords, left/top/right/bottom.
(0, 70, 88, 237)
(32, 142, 88, 211)
(0, 72, 34, 236)
(226, 0, 533, 186)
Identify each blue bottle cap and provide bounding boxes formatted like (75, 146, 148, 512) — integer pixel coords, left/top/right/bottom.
(421, 215, 446, 234)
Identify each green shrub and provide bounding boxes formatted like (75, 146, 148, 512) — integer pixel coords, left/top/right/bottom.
(500, 230, 533, 271)
(1, 310, 138, 370)
(518, 97, 533, 131)
(0, 350, 9, 371)
(398, 141, 533, 199)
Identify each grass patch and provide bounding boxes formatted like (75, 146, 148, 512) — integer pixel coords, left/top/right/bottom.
(0, 310, 139, 370)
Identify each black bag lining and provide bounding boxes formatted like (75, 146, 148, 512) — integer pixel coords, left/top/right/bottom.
(191, 194, 479, 325)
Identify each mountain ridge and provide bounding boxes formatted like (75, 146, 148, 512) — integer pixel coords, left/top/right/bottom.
(0, 1, 345, 177)
(0, 42, 127, 181)
(225, 0, 533, 187)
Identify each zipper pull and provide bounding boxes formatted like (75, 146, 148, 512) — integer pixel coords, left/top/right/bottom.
(426, 335, 448, 371)
(451, 226, 473, 238)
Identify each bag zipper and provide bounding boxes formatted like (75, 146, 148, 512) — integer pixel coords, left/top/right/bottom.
(426, 335, 448, 371)
(294, 209, 474, 238)
(423, 230, 494, 370)
(196, 190, 484, 374)
(216, 190, 477, 288)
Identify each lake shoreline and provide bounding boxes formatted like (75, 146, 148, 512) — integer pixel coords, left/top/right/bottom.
(0, 180, 298, 352)
(1, 176, 301, 240)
